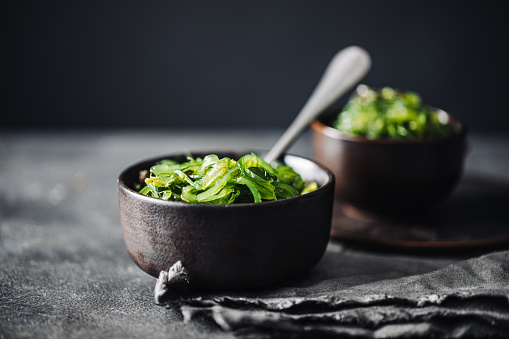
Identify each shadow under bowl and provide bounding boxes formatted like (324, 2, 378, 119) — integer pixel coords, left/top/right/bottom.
(311, 109, 467, 218)
(118, 151, 334, 290)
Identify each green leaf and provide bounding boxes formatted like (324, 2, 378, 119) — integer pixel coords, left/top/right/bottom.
(137, 153, 317, 204)
(238, 153, 277, 176)
(272, 182, 298, 199)
(334, 85, 454, 140)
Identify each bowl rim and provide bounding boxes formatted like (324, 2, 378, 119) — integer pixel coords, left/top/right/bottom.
(312, 107, 466, 145)
(118, 150, 335, 208)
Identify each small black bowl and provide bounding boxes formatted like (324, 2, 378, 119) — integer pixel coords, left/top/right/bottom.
(311, 108, 467, 218)
(118, 151, 334, 290)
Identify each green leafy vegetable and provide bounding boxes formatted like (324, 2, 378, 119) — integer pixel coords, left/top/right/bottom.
(333, 85, 455, 139)
(138, 153, 317, 204)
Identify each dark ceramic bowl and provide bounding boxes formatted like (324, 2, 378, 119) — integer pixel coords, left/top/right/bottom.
(311, 109, 467, 217)
(118, 151, 334, 290)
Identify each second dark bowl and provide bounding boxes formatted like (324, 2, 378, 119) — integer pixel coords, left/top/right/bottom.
(311, 109, 467, 217)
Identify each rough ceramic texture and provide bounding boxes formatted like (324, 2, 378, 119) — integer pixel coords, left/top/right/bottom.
(118, 152, 334, 290)
(311, 110, 467, 216)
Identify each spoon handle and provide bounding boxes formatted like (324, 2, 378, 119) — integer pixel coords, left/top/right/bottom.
(264, 46, 371, 164)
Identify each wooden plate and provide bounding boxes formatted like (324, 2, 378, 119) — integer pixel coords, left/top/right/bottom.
(330, 174, 509, 252)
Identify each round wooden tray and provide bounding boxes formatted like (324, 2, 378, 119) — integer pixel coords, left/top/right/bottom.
(330, 174, 509, 252)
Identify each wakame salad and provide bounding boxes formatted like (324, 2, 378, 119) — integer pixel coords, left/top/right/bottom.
(333, 85, 455, 139)
(137, 153, 317, 204)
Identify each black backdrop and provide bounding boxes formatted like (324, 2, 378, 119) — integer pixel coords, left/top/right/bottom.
(3, 1, 508, 132)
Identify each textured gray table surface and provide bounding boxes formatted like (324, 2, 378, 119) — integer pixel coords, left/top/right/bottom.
(1, 129, 508, 338)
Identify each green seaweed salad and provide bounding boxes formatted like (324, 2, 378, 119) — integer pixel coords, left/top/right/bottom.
(137, 153, 317, 204)
(333, 85, 455, 139)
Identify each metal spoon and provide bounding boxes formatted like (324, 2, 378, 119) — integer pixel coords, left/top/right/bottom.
(264, 46, 371, 164)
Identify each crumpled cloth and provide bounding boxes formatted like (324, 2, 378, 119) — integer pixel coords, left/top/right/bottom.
(155, 247, 509, 338)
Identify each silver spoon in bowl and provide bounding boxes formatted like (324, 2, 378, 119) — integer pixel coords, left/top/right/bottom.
(264, 46, 371, 164)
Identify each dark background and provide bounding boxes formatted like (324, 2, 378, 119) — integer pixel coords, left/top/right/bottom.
(2, 1, 508, 132)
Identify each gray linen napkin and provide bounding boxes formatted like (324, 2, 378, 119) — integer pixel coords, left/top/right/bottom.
(155, 247, 509, 338)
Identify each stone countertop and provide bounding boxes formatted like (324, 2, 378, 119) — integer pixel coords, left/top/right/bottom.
(1, 129, 508, 338)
